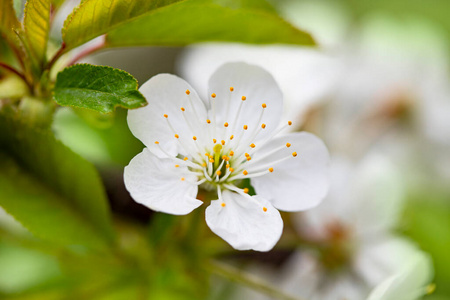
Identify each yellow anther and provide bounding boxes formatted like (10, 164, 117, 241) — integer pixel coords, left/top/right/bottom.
(206, 119, 211, 124)
(230, 87, 234, 92)
(211, 93, 216, 98)
(185, 89, 190, 95)
(262, 103, 267, 108)
(222, 155, 227, 160)
(245, 153, 250, 157)
(269, 167, 274, 172)
(184, 157, 188, 161)
(174, 134, 179, 138)
(263, 207, 267, 212)
(213, 139, 217, 143)
(209, 159, 214, 163)
(216, 170, 222, 176)
(221, 140, 225, 145)
(154, 141, 159, 144)
(229, 151, 234, 156)
(241, 96, 246, 101)
(288, 121, 292, 126)
(222, 156, 229, 161)
(205, 153, 210, 157)
(164, 114, 168, 118)
(226, 164, 230, 168)
(175, 164, 179, 168)
(246, 156, 252, 161)
(243, 125, 248, 130)
(192, 136, 197, 140)
(229, 168, 234, 172)
(292, 152, 298, 157)
(202, 162, 207, 167)
(224, 122, 229, 127)
(243, 188, 249, 194)
(261, 124, 266, 129)
(181, 107, 185, 111)
(250, 143, 255, 148)
(209, 155, 213, 159)
(221, 202, 226, 207)
(230, 135, 234, 140)
(243, 170, 248, 175)
(181, 177, 185, 181)
(286, 143, 291, 148)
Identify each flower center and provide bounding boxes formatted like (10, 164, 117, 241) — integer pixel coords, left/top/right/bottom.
(154, 87, 297, 193)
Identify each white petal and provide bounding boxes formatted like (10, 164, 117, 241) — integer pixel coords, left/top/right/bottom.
(127, 74, 208, 156)
(367, 250, 433, 300)
(205, 190, 283, 251)
(124, 149, 202, 215)
(207, 62, 283, 142)
(250, 132, 330, 211)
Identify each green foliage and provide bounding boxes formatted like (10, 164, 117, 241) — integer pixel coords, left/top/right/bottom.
(23, 0, 51, 68)
(62, 0, 182, 50)
(53, 64, 147, 113)
(61, 0, 314, 51)
(0, 113, 116, 249)
(0, 0, 21, 48)
(105, 0, 315, 47)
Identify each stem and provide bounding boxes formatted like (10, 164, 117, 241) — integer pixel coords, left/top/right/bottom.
(206, 260, 306, 300)
(0, 62, 32, 91)
(66, 36, 106, 66)
(46, 42, 66, 70)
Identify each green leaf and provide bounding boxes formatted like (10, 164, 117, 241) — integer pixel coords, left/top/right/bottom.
(0, 0, 22, 48)
(53, 64, 147, 113)
(61, 0, 314, 51)
(62, 0, 181, 50)
(23, 0, 51, 67)
(0, 113, 116, 249)
(105, 0, 315, 47)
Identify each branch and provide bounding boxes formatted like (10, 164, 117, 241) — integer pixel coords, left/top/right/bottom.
(207, 260, 306, 300)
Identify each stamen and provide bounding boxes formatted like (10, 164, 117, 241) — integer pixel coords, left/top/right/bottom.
(221, 140, 226, 145)
(288, 121, 292, 126)
(185, 90, 190, 95)
(292, 152, 298, 157)
(261, 124, 266, 129)
(174, 134, 179, 139)
(221, 203, 226, 207)
(206, 119, 211, 124)
(213, 139, 217, 143)
(243, 170, 248, 175)
(230, 135, 234, 140)
(164, 114, 168, 118)
(229, 150, 234, 156)
(154, 141, 159, 144)
(268, 167, 274, 172)
(224, 122, 229, 127)
(286, 143, 291, 147)
(243, 188, 249, 194)
(180, 107, 185, 111)
(262, 103, 267, 108)
(263, 207, 267, 212)
(241, 96, 246, 101)
(180, 177, 185, 181)
(175, 164, 179, 168)
(183, 157, 188, 161)
(230, 87, 234, 92)
(211, 93, 216, 98)
(216, 170, 221, 176)
(243, 125, 248, 130)
(250, 143, 255, 148)
(193, 136, 197, 140)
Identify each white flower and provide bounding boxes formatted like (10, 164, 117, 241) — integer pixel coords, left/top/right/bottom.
(367, 250, 434, 300)
(124, 63, 330, 251)
(178, 43, 340, 125)
(280, 154, 431, 299)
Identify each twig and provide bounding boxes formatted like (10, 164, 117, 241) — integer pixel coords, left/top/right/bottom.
(207, 260, 306, 300)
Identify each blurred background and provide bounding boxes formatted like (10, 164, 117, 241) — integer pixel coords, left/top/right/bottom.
(1, 0, 449, 299)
